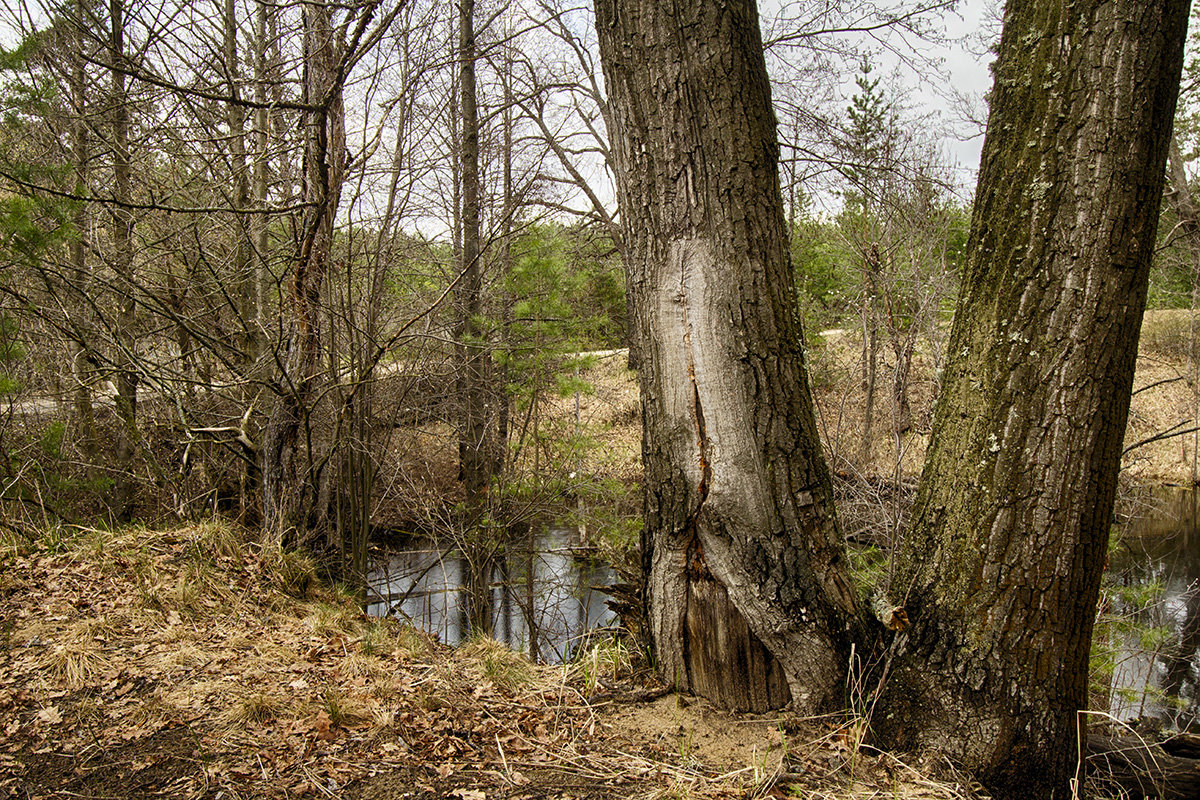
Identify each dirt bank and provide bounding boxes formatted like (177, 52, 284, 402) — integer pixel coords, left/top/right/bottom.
(0, 523, 980, 799)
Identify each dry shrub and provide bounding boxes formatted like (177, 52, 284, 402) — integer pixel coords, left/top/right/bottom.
(1138, 309, 1200, 361)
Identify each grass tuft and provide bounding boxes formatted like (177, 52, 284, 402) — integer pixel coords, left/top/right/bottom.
(394, 624, 429, 659)
(321, 688, 367, 728)
(303, 601, 354, 638)
(266, 547, 319, 598)
(193, 520, 245, 561)
(462, 635, 532, 693)
(577, 637, 632, 697)
(40, 640, 110, 689)
(226, 692, 285, 727)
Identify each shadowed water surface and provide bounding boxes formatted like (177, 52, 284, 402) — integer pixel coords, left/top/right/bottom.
(367, 527, 615, 663)
(1106, 489, 1200, 732)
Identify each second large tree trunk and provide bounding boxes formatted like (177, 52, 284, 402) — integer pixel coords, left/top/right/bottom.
(876, 2, 1189, 797)
(594, 0, 870, 713)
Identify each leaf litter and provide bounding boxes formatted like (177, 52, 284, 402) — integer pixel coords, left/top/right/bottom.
(0, 522, 982, 799)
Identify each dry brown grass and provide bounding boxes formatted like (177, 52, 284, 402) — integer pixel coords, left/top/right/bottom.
(667, 312, 1200, 490)
(1, 519, 999, 800)
(38, 639, 110, 690)
(223, 691, 289, 727)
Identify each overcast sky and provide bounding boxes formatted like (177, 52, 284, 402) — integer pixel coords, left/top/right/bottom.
(931, 0, 1000, 191)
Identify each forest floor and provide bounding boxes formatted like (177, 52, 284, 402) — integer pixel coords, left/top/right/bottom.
(0, 522, 984, 800)
(4, 312, 1198, 799)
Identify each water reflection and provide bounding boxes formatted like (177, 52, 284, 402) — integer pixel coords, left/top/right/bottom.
(1106, 490, 1200, 731)
(366, 527, 615, 663)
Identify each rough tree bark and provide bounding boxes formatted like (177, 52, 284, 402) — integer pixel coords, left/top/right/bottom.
(455, 0, 493, 506)
(453, 0, 496, 638)
(596, 0, 1188, 793)
(874, 2, 1189, 797)
(594, 0, 870, 713)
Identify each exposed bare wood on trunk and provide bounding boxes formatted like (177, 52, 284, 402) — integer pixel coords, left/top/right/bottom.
(594, 0, 871, 713)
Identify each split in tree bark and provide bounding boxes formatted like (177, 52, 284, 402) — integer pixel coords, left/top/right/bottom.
(594, 0, 872, 714)
(595, 0, 1190, 796)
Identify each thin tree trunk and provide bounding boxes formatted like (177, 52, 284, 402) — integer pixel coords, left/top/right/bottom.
(69, 5, 98, 467)
(456, 0, 489, 503)
(251, 0, 270, 343)
(224, 0, 255, 360)
(261, 0, 345, 538)
(109, 0, 138, 520)
(888, 330, 915, 437)
(875, 2, 1189, 797)
(859, 282, 877, 467)
(496, 41, 514, 470)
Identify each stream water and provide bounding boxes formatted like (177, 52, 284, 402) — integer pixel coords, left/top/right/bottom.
(1106, 489, 1200, 732)
(366, 526, 615, 663)
(365, 494, 1200, 727)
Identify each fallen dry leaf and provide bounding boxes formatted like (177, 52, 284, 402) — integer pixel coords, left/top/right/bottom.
(36, 706, 62, 725)
(314, 710, 335, 741)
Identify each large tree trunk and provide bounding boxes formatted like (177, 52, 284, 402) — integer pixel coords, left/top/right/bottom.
(594, 0, 870, 714)
(875, 2, 1189, 797)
